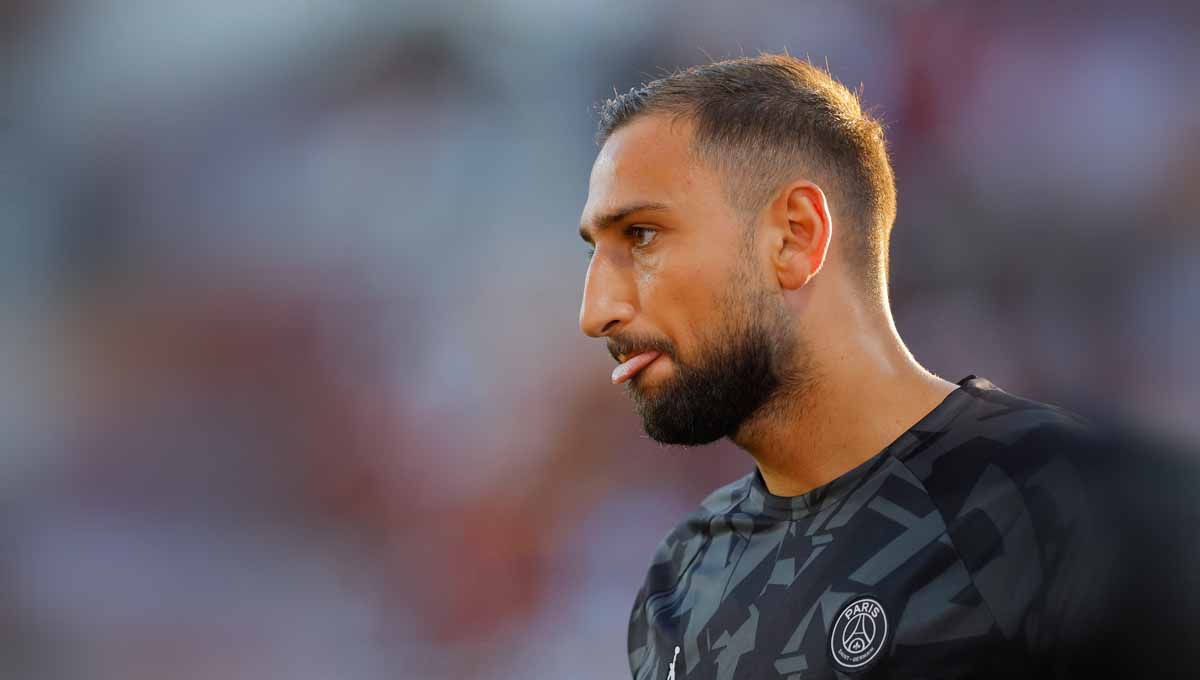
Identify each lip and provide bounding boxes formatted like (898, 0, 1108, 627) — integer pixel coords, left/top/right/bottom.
(613, 349, 644, 364)
(614, 349, 653, 366)
(638, 352, 664, 374)
(611, 350, 663, 384)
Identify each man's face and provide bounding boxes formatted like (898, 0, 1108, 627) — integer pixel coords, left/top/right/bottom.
(578, 114, 799, 445)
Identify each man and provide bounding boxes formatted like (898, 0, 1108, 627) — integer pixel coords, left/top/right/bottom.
(576, 55, 1123, 679)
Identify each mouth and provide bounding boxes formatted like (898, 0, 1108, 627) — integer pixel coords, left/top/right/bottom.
(611, 350, 663, 385)
(610, 345, 649, 367)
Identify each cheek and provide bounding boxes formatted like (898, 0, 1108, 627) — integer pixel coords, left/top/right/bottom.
(643, 243, 719, 301)
(633, 248, 664, 287)
(635, 232, 743, 345)
(649, 269, 727, 359)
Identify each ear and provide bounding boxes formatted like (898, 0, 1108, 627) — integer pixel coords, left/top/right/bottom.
(769, 180, 833, 290)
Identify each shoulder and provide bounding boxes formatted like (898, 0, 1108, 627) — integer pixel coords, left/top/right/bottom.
(898, 377, 1098, 505)
(626, 472, 754, 673)
(896, 378, 1106, 643)
(635, 471, 753, 600)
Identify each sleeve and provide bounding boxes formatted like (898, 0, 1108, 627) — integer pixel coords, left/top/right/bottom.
(942, 421, 1111, 672)
(1011, 424, 1110, 667)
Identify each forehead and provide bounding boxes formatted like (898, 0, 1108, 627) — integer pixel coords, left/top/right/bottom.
(581, 115, 717, 226)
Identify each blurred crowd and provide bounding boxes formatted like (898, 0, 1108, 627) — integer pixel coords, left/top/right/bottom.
(1, 1, 1197, 678)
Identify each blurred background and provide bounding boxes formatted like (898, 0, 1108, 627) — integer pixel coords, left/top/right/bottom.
(1, 0, 1198, 677)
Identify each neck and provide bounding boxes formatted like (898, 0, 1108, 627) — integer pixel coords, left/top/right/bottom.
(731, 299, 958, 497)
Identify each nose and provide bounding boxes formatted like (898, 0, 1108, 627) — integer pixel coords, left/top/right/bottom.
(579, 252, 636, 338)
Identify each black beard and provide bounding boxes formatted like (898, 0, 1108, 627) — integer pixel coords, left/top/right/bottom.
(627, 295, 796, 446)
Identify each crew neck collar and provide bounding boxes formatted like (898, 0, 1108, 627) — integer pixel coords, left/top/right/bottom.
(746, 374, 983, 521)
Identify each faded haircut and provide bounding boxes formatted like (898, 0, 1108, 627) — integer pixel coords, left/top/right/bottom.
(596, 54, 897, 299)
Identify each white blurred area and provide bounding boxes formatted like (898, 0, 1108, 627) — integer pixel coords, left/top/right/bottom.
(1, 1, 1198, 677)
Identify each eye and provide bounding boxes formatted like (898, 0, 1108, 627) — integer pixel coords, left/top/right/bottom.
(585, 246, 595, 262)
(628, 225, 658, 248)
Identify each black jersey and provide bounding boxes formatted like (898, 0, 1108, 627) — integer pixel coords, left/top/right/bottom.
(626, 375, 1111, 679)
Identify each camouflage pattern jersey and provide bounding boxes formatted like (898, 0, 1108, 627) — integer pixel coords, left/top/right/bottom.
(627, 376, 1108, 680)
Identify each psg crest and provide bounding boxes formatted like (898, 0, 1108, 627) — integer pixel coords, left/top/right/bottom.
(829, 596, 889, 672)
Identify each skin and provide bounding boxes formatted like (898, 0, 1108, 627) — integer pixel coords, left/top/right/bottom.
(578, 113, 958, 497)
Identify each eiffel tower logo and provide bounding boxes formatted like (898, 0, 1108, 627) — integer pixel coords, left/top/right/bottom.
(842, 610, 876, 653)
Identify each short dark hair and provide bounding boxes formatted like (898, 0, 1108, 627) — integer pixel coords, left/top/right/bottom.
(596, 54, 897, 298)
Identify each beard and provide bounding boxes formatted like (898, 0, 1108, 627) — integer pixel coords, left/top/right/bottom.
(625, 286, 808, 446)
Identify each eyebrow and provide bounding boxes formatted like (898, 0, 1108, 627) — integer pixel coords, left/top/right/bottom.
(579, 201, 670, 244)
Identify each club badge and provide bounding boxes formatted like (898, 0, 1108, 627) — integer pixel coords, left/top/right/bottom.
(829, 596, 889, 672)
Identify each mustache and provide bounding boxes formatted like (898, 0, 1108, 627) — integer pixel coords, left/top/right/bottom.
(606, 334, 676, 363)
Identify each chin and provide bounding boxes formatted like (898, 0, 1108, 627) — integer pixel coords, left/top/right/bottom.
(642, 420, 727, 447)
(634, 392, 732, 446)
